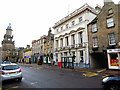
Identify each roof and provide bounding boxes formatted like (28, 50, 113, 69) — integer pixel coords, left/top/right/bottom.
(1, 63, 17, 66)
(53, 3, 97, 28)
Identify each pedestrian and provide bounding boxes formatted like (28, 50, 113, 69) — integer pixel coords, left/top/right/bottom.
(53, 61, 55, 65)
(22, 59, 24, 65)
(29, 59, 31, 64)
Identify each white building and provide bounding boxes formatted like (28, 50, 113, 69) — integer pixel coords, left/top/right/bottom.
(53, 4, 97, 68)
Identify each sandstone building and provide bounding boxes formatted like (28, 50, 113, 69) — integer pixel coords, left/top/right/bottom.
(88, 1, 120, 69)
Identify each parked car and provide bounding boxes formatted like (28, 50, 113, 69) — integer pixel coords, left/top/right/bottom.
(1, 63, 22, 82)
(0, 61, 4, 64)
(4, 61, 12, 64)
(102, 76, 120, 90)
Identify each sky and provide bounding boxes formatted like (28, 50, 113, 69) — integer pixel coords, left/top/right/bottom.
(0, 0, 119, 48)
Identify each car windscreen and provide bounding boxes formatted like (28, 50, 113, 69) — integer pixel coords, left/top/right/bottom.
(2, 65, 19, 70)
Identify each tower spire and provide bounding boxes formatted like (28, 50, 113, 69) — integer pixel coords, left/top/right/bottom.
(7, 23, 12, 30)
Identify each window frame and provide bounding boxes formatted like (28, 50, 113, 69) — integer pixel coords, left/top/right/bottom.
(108, 33, 116, 45)
(79, 17, 82, 23)
(92, 37, 98, 48)
(106, 17, 114, 28)
(92, 23, 97, 32)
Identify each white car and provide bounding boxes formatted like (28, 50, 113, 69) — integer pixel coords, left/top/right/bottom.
(1, 63, 22, 82)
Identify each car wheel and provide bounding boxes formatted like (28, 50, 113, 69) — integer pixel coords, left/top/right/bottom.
(107, 84, 119, 90)
(17, 77, 22, 82)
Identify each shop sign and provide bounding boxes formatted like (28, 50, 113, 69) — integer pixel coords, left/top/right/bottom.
(110, 59, 119, 66)
(107, 49, 120, 53)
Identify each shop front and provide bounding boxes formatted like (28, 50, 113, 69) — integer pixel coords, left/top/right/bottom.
(107, 49, 120, 69)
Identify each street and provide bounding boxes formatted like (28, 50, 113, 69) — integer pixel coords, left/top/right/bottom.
(2, 65, 103, 89)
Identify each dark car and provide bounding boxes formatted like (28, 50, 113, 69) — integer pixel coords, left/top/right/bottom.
(102, 76, 120, 90)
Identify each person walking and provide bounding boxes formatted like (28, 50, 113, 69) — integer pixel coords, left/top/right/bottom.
(22, 59, 24, 65)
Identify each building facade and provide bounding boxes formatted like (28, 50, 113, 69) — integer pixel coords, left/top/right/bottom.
(53, 4, 97, 68)
(44, 28, 54, 64)
(1, 23, 15, 62)
(31, 35, 47, 63)
(88, 1, 120, 69)
(23, 45, 32, 64)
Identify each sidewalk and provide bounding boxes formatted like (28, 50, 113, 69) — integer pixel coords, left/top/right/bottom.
(18, 63, 120, 76)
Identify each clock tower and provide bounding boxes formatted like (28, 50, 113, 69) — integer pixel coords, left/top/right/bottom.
(1, 23, 15, 61)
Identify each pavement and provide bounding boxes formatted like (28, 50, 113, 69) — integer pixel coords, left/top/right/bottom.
(17, 63, 120, 77)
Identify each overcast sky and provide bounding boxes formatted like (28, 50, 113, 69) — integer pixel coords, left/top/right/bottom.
(0, 0, 119, 48)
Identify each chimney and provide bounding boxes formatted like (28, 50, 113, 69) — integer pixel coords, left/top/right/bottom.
(104, 0, 114, 5)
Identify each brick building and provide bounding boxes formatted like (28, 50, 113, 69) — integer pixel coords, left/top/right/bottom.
(88, 0, 120, 69)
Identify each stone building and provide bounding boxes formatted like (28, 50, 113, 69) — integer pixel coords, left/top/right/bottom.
(31, 35, 47, 63)
(88, 0, 120, 69)
(53, 4, 97, 68)
(1, 23, 15, 62)
(44, 28, 54, 64)
(15, 47, 25, 63)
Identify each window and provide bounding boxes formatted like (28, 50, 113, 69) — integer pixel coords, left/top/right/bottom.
(107, 17, 114, 28)
(108, 8, 113, 15)
(65, 37, 69, 46)
(92, 23, 97, 32)
(51, 48, 53, 53)
(56, 40, 58, 48)
(45, 42, 46, 46)
(47, 48, 49, 54)
(108, 33, 116, 45)
(66, 24, 69, 29)
(61, 27, 63, 31)
(72, 21, 75, 26)
(56, 29, 59, 33)
(60, 38, 63, 47)
(51, 40, 54, 44)
(79, 17, 82, 22)
(80, 51, 84, 63)
(72, 34, 75, 45)
(93, 37, 98, 48)
(79, 32, 83, 43)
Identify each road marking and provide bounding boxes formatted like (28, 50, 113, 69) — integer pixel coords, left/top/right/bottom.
(82, 72, 98, 77)
(100, 74, 110, 79)
(11, 86, 19, 88)
(22, 78, 25, 80)
(30, 82, 38, 85)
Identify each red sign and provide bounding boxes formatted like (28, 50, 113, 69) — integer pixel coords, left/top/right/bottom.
(110, 59, 119, 66)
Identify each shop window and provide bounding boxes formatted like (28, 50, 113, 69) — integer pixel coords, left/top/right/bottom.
(110, 53, 119, 66)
